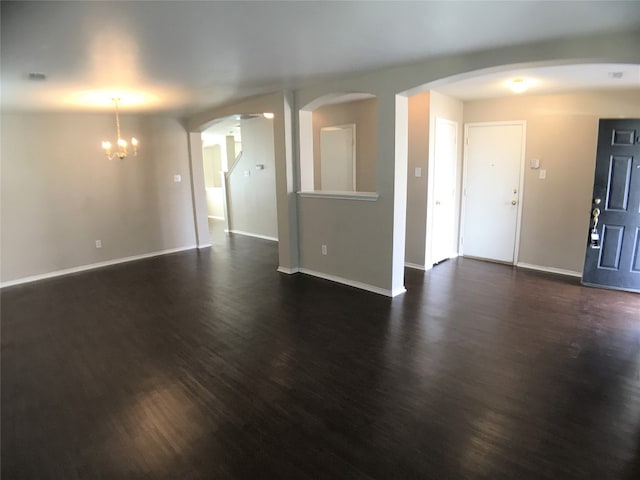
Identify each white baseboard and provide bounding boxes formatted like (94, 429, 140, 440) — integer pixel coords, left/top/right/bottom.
(0, 245, 198, 288)
(198, 243, 212, 249)
(277, 266, 299, 274)
(207, 215, 225, 220)
(225, 229, 278, 242)
(516, 262, 582, 278)
(298, 268, 405, 297)
(405, 262, 426, 270)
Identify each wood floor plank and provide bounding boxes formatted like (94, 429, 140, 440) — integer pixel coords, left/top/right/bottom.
(2, 224, 640, 479)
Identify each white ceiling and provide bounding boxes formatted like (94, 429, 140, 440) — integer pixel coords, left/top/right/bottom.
(1, 1, 639, 114)
(435, 63, 640, 101)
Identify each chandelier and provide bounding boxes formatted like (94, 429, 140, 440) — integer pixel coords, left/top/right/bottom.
(101, 98, 139, 160)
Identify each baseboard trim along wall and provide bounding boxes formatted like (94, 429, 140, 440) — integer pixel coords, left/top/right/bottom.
(516, 262, 582, 278)
(296, 268, 406, 297)
(207, 215, 225, 220)
(277, 266, 299, 274)
(225, 230, 278, 242)
(405, 262, 426, 271)
(0, 245, 198, 288)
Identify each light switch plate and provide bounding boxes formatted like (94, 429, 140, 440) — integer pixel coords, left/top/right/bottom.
(415, 167, 422, 177)
(173, 174, 182, 183)
(539, 169, 547, 179)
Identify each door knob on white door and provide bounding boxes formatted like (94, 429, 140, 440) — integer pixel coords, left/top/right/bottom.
(511, 200, 517, 205)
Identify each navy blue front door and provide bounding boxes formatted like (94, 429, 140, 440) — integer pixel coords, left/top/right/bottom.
(582, 119, 640, 293)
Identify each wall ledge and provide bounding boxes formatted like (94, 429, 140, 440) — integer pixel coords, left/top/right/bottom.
(297, 191, 379, 201)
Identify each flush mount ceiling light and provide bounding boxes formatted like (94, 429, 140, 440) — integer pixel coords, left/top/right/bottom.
(263, 112, 274, 119)
(101, 98, 138, 160)
(507, 78, 531, 94)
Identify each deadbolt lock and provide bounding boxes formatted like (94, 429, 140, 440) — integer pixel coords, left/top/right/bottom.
(593, 198, 601, 205)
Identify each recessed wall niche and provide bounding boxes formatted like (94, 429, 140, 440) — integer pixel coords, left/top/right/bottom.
(299, 93, 377, 193)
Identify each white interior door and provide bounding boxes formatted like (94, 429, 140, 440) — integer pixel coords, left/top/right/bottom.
(462, 122, 525, 263)
(430, 118, 457, 264)
(320, 125, 355, 191)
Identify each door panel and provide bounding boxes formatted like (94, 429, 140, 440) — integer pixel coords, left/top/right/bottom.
(462, 123, 524, 263)
(320, 125, 355, 191)
(582, 119, 640, 292)
(431, 118, 457, 264)
(605, 156, 632, 210)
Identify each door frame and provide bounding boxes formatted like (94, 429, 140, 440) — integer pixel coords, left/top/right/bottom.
(426, 117, 458, 267)
(459, 121, 527, 264)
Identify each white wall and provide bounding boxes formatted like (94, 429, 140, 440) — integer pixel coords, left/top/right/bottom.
(226, 117, 278, 239)
(1, 112, 196, 284)
(463, 89, 640, 273)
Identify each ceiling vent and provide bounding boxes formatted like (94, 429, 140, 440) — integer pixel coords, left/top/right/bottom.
(27, 72, 47, 81)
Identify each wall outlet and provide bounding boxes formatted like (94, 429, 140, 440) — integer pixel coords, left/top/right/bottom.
(95, 240, 102, 248)
(321, 244, 327, 256)
(414, 167, 422, 177)
(173, 174, 182, 183)
(539, 169, 547, 179)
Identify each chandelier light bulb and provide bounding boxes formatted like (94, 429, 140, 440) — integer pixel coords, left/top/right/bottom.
(101, 97, 140, 160)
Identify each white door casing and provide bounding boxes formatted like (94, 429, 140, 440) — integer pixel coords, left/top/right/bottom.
(461, 122, 526, 263)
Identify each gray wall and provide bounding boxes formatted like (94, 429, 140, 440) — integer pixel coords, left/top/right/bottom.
(463, 89, 640, 273)
(312, 98, 377, 192)
(1, 112, 196, 283)
(226, 117, 278, 239)
(405, 92, 430, 266)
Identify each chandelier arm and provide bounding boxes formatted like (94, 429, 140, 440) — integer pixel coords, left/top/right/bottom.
(114, 98, 122, 142)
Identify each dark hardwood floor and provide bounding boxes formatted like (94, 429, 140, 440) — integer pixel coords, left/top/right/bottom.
(2, 225, 640, 479)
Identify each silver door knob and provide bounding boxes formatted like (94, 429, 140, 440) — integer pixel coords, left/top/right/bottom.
(511, 200, 517, 205)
